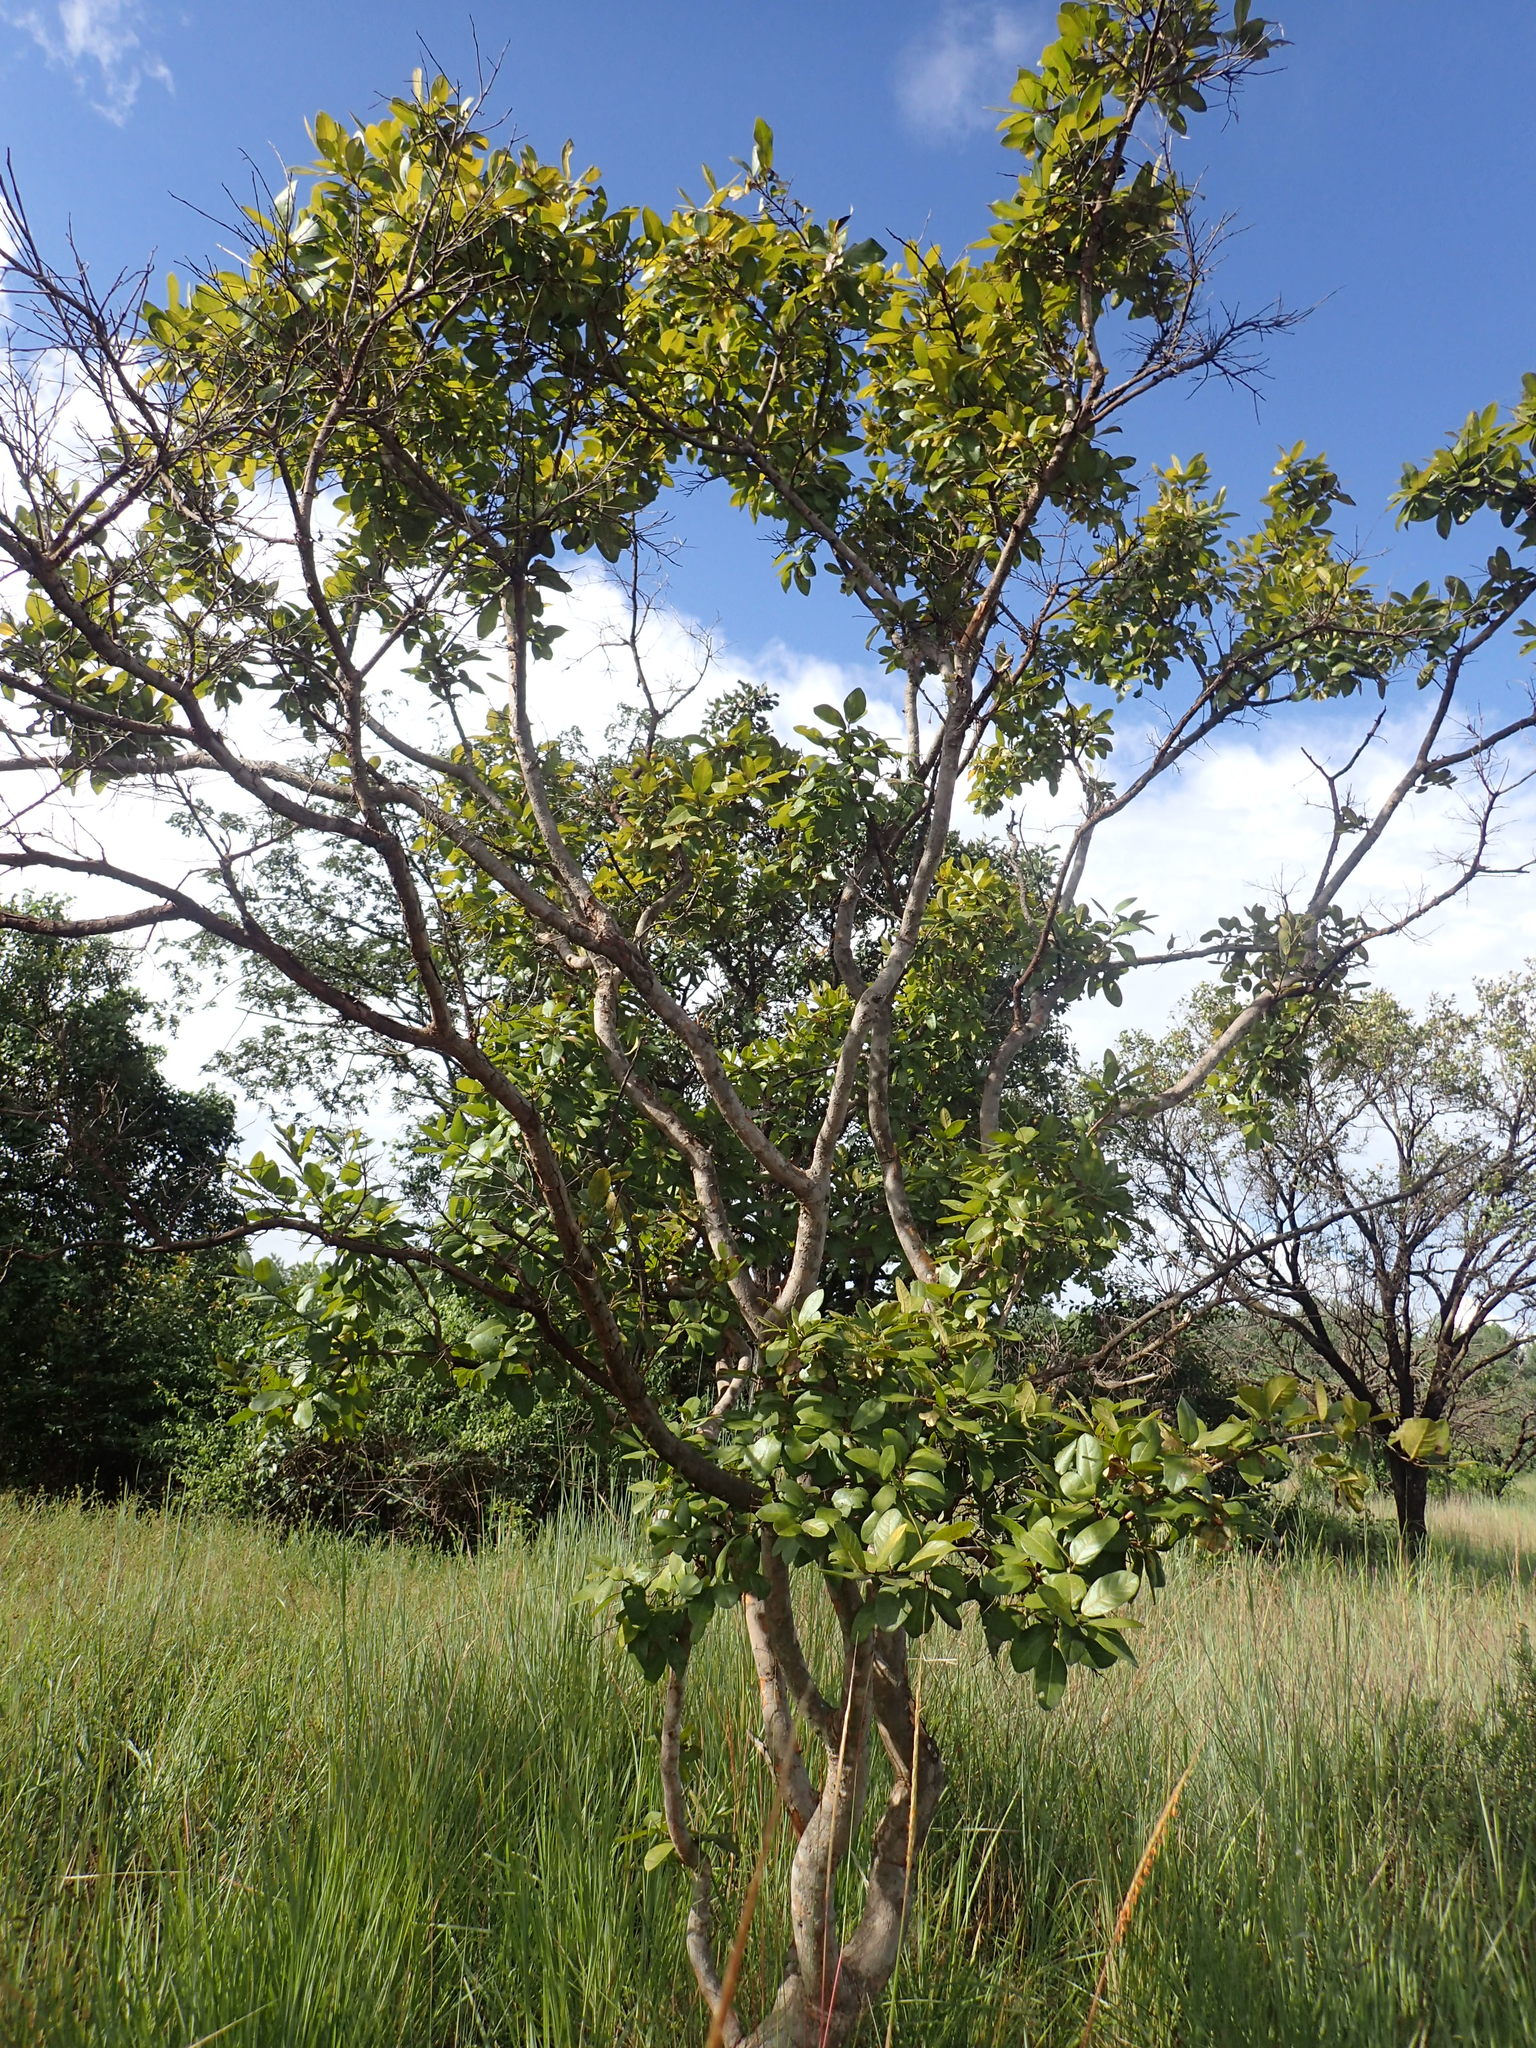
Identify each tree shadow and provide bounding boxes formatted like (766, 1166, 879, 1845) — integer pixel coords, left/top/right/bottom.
(1267, 1498, 1536, 1592)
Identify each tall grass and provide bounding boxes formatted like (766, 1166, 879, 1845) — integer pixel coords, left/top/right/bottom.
(0, 1490, 1532, 2046)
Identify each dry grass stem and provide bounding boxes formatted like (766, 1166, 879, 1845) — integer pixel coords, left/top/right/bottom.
(706, 1788, 782, 2048)
(1077, 1744, 1205, 2048)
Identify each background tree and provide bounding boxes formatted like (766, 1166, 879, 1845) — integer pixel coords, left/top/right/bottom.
(0, 907, 236, 1492)
(175, 1253, 624, 1539)
(0, 7, 1529, 2040)
(1127, 977, 1536, 1549)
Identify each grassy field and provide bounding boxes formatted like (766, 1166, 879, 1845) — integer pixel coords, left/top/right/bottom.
(1, 1492, 1534, 2048)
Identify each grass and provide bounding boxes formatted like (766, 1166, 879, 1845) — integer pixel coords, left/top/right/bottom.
(0, 1490, 1533, 2047)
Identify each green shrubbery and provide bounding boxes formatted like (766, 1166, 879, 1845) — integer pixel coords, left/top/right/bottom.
(0, 914, 237, 1497)
(172, 1350, 614, 1544)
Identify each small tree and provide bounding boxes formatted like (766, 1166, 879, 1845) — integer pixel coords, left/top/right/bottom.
(0, 908, 236, 1491)
(0, 8, 1532, 2038)
(1128, 978, 1536, 1550)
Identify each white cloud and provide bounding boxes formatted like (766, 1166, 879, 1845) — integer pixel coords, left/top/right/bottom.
(4, 0, 173, 123)
(1030, 715, 1536, 1060)
(14, 560, 1536, 1128)
(894, 4, 1046, 143)
(524, 568, 903, 754)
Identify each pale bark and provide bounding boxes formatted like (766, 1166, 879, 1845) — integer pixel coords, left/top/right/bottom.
(697, 1572, 948, 2048)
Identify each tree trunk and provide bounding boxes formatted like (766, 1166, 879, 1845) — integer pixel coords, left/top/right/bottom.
(1387, 1446, 1429, 1555)
(723, 1578, 946, 2048)
(739, 1692, 946, 2048)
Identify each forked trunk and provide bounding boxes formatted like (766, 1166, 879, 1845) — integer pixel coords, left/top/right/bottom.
(669, 1560, 946, 2048)
(741, 1720, 945, 2047)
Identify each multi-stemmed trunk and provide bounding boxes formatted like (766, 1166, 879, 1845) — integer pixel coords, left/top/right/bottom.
(661, 1545, 945, 2048)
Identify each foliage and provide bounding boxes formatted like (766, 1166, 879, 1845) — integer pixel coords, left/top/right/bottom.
(0, 909, 236, 1493)
(1, 4, 1532, 2036)
(594, 1316, 1368, 1693)
(175, 1264, 635, 1541)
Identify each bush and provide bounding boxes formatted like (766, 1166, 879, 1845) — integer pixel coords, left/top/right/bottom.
(172, 1358, 617, 1544)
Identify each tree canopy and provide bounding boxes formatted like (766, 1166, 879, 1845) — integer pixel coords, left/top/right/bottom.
(1, 4, 1533, 2039)
(0, 911, 235, 1491)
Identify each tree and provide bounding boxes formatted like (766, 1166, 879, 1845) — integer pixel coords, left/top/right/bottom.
(0, 7, 1530, 2038)
(1126, 978, 1536, 1550)
(0, 909, 236, 1492)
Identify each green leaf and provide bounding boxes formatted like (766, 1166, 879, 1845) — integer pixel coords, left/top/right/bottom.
(1037, 1571, 1087, 1618)
(1008, 1621, 1054, 1673)
(643, 1840, 676, 1872)
(1391, 1416, 1451, 1463)
(1014, 1523, 1066, 1571)
(1081, 1570, 1140, 1618)
(1160, 1453, 1205, 1495)
(1067, 1517, 1119, 1567)
(863, 1506, 912, 1571)
(1034, 1646, 1069, 1709)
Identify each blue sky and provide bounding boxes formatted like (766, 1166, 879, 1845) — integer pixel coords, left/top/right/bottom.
(3, 1, 1534, 664)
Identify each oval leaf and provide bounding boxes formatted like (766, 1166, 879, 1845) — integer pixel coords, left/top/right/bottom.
(1081, 1569, 1140, 1619)
(1067, 1517, 1120, 1567)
